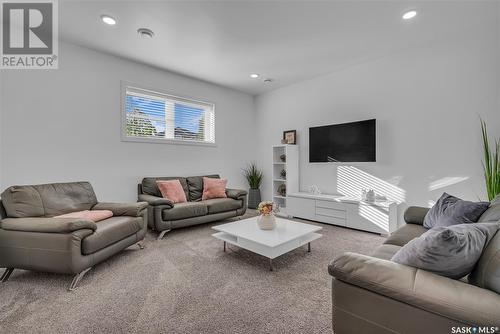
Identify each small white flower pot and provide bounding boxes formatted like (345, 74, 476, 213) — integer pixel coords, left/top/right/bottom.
(257, 214, 276, 230)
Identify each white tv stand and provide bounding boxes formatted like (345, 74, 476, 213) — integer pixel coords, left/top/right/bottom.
(287, 192, 398, 235)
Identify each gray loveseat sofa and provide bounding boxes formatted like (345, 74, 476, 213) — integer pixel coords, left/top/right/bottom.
(328, 199, 500, 333)
(138, 174, 247, 239)
(0, 181, 148, 290)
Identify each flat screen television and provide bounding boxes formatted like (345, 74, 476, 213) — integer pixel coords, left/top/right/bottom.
(309, 119, 376, 162)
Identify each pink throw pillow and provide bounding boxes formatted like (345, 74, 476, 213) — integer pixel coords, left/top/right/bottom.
(55, 210, 113, 222)
(156, 180, 187, 203)
(202, 177, 227, 200)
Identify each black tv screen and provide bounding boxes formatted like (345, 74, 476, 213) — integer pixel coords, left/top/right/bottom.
(309, 119, 376, 162)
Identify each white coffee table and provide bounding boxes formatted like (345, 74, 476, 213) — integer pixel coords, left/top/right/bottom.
(212, 216, 322, 270)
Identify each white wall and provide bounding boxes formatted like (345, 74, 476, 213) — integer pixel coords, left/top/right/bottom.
(2, 11, 499, 217)
(255, 19, 500, 220)
(1, 42, 256, 202)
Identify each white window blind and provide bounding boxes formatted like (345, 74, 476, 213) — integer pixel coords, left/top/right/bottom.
(123, 86, 215, 145)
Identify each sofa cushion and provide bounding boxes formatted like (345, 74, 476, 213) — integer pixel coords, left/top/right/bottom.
(391, 223, 499, 279)
(156, 180, 187, 203)
(1, 182, 98, 218)
(186, 175, 219, 202)
(384, 223, 427, 247)
(469, 229, 500, 294)
(423, 192, 489, 229)
(55, 210, 113, 222)
(162, 202, 208, 221)
(82, 216, 142, 255)
(371, 244, 402, 260)
(478, 193, 500, 223)
(204, 198, 242, 214)
(202, 177, 227, 201)
(1, 185, 44, 217)
(142, 177, 188, 199)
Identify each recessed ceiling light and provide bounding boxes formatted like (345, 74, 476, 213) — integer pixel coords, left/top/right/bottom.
(263, 78, 274, 83)
(250, 74, 260, 79)
(137, 28, 154, 39)
(402, 10, 417, 20)
(101, 15, 116, 25)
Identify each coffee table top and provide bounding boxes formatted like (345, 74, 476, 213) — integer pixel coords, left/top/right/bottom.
(212, 216, 322, 248)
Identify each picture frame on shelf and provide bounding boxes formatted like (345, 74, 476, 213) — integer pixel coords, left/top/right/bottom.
(283, 130, 297, 145)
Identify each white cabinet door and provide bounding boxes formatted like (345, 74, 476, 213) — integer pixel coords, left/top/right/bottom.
(346, 203, 389, 234)
(287, 196, 316, 221)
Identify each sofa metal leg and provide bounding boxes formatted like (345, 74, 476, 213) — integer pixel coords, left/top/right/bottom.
(157, 229, 170, 240)
(68, 267, 91, 291)
(1, 268, 14, 282)
(137, 240, 145, 249)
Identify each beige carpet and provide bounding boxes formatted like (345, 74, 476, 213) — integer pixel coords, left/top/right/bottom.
(0, 213, 384, 334)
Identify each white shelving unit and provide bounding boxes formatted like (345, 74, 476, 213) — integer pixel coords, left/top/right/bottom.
(272, 145, 299, 217)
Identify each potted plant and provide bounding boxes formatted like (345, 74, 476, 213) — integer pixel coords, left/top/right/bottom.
(480, 118, 500, 200)
(243, 163, 263, 209)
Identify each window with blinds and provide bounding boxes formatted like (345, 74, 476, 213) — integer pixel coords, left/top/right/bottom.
(123, 85, 215, 145)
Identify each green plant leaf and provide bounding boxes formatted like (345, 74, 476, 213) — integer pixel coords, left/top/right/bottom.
(480, 118, 500, 201)
(242, 162, 263, 189)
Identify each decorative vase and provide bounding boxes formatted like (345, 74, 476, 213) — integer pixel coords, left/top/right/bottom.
(277, 184, 286, 196)
(257, 214, 276, 230)
(248, 188, 261, 209)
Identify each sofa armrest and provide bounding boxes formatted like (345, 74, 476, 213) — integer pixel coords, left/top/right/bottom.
(226, 188, 247, 199)
(404, 206, 429, 225)
(92, 202, 148, 217)
(329, 252, 500, 325)
(0, 217, 97, 233)
(138, 194, 174, 208)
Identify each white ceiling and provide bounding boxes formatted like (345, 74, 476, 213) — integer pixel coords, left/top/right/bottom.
(60, 1, 498, 95)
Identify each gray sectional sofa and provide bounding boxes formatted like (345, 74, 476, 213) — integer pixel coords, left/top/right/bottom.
(138, 174, 247, 239)
(0, 181, 148, 290)
(328, 201, 500, 333)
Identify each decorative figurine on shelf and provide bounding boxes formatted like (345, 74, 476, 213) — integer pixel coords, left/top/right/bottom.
(280, 154, 286, 162)
(361, 189, 376, 203)
(309, 185, 321, 195)
(280, 169, 286, 179)
(277, 184, 286, 196)
(257, 201, 277, 230)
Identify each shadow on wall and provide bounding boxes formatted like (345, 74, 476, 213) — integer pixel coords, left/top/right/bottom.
(336, 167, 473, 229)
(336, 165, 406, 203)
(428, 176, 470, 192)
(427, 176, 470, 207)
(337, 166, 405, 232)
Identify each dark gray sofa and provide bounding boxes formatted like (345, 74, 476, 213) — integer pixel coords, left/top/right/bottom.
(138, 174, 247, 239)
(0, 181, 148, 290)
(328, 200, 500, 333)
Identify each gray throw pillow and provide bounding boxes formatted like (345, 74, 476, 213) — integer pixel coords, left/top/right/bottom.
(423, 193, 489, 229)
(391, 223, 499, 279)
